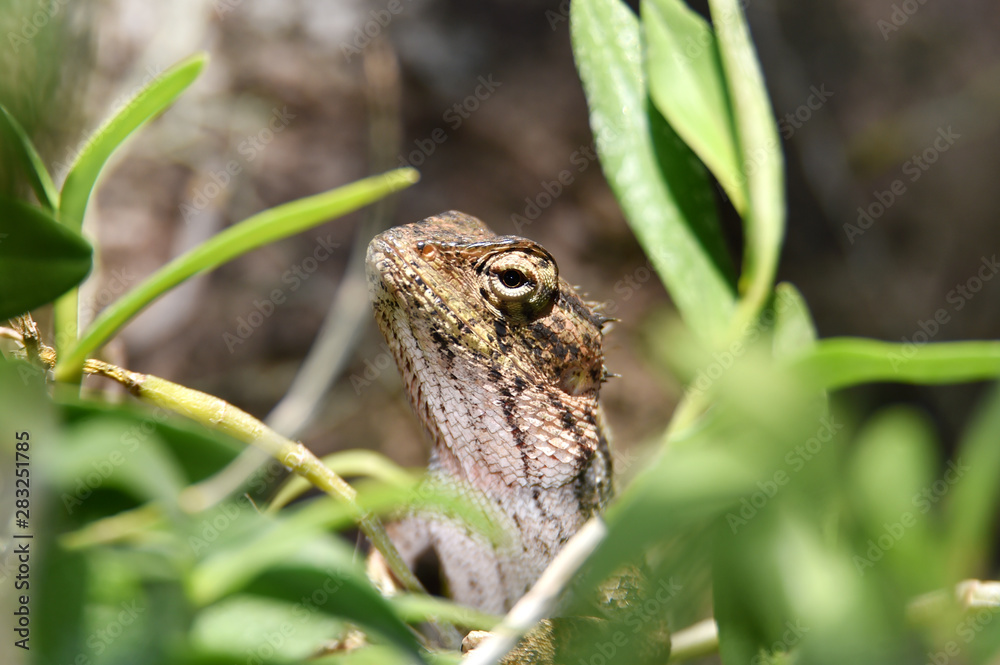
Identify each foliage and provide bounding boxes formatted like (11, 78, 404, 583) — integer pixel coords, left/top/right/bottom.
(568, 0, 1000, 663)
(2, 1, 999, 665)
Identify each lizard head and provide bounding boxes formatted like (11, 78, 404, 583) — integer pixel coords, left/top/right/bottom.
(366, 210, 610, 397)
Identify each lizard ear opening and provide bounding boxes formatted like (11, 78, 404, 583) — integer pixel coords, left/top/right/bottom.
(477, 248, 559, 324)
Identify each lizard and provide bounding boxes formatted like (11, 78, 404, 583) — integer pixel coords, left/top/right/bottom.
(364, 210, 616, 617)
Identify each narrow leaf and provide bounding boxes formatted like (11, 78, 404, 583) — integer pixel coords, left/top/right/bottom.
(571, 0, 736, 343)
(0, 104, 59, 210)
(642, 0, 746, 215)
(55, 168, 419, 380)
(59, 53, 208, 231)
(707, 0, 786, 331)
(791, 338, 1000, 389)
(945, 383, 1000, 577)
(0, 197, 92, 319)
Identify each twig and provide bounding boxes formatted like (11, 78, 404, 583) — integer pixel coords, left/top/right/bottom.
(463, 518, 609, 665)
(668, 618, 718, 663)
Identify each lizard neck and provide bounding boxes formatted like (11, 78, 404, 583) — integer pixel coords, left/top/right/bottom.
(383, 307, 612, 503)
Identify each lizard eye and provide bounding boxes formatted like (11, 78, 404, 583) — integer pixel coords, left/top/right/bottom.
(500, 269, 527, 288)
(479, 249, 558, 324)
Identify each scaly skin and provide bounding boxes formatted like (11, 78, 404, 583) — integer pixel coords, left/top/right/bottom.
(366, 210, 614, 613)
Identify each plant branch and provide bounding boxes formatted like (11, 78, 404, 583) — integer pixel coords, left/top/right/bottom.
(49, 352, 428, 596)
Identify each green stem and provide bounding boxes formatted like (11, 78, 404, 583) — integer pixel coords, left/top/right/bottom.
(53, 288, 79, 360)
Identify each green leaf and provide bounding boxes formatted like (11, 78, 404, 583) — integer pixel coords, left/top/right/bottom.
(189, 505, 352, 606)
(642, 0, 745, 215)
(707, 0, 786, 332)
(0, 196, 92, 319)
(189, 510, 424, 660)
(245, 564, 424, 660)
(848, 407, 942, 592)
(389, 594, 499, 631)
(571, 0, 736, 344)
(0, 104, 59, 210)
(59, 52, 208, 232)
(771, 282, 817, 359)
(55, 168, 419, 380)
(944, 383, 1000, 577)
(42, 418, 189, 508)
(790, 338, 1000, 390)
(190, 595, 346, 663)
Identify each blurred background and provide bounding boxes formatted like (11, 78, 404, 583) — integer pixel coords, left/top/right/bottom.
(2, 0, 998, 472)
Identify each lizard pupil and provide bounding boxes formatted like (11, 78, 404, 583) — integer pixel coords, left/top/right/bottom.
(500, 269, 526, 288)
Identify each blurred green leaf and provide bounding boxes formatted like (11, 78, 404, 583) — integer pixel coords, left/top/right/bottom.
(707, 0, 786, 331)
(191, 517, 423, 661)
(944, 383, 1000, 578)
(848, 407, 943, 593)
(311, 647, 462, 665)
(56, 167, 420, 380)
(43, 419, 188, 510)
(791, 338, 1000, 389)
(59, 52, 207, 232)
(34, 545, 90, 665)
(388, 594, 499, 631)
(642, 0, 745, 215)
(0, 104, 58, 210)
(569, 440, 758, 607)
(189, 594, 345, 663)
(0, 196, 92, 319)
(57, 399, 244, 484)
(771, 282, 818, 359)
(571, 0, 736, 343)
(188, 502, 357, 606)
(245, 564, 424, 661)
